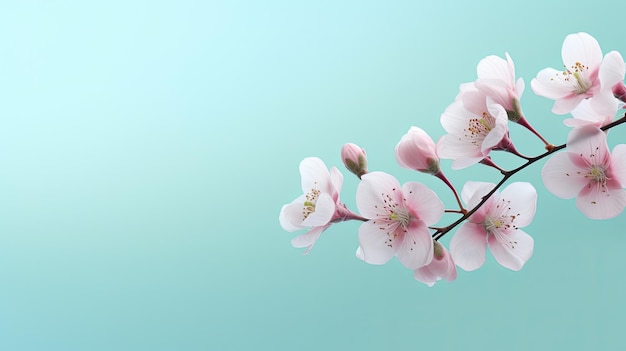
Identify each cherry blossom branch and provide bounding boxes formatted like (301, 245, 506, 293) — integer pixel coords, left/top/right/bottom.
(432, 113, 626, 241)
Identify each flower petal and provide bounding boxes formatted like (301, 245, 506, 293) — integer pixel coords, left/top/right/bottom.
(611, 144, 626, 186)
(561, 32, 602, 74)
(461, 181, 495, 223)
(356, 171, 403, 219)
(279, 195, 308, 232)
(291, 226, 327, 254)
(488, 228, 534, 271)
(599, 50, 625, 90)
(329, 166, 343, 197)
(531, 68, 573, 99)
(300, 157, 332, 194)
(302, 193, 335, 227)
(403, 182, 444, 225)
(500, 182, 537, 228)
(357, 221, 395, 265)
(541, 153, 587, 199)
(413, 267, 439, 287)
(449, 222, 488, 271)
(576, 178, 626, 219)
(395, 219, 433, 269)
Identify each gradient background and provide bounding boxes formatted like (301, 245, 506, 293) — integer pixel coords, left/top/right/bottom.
(1, 1, 625, 350)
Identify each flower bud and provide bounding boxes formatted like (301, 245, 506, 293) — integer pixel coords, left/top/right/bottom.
(341, 143, 368, 178)
(613, 82, 626, 103)
(395, 126, 440, 174)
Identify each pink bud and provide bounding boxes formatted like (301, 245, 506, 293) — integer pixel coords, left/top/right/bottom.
(414, 240, 457, 287)
(395, 127, 440, 174)
(341, 143, 368, 178)
(613, 82, 626, 103)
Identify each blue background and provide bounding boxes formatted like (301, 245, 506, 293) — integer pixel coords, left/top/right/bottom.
(1, 1, 625, 350)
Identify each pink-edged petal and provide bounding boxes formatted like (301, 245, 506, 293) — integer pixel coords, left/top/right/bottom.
(301, 193, 335, 227)
(449, 222, 487, 271)
(552, 95, 587, 115)
(291, 226, 327, 254)
(531, 68, 573, 99)
(299, 157, 331, 194)
(403, 182, 444, 225)
(356, 171, 402, 219)
(611, 144, 626, 186)
(329, 166, 343, 196)
(357, 221, 396, 265)
(563, 117, 599, 128)
(475, 79, 512, 110)
(499, 182, 537, 227)
(488, 228, 534, 271)
(561, 32, 602, 73)
(599, 51, 625, 90)
(413, 267, 439, 287)
(566, 125, 610, 161)
(576, 179, 626, 219)
(541, 153, 587, 199)
(588, 90, 619, 121)
(395, 219, 433, 269)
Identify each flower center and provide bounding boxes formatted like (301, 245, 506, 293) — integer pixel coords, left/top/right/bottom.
(586, 165, 607, 183)
(560, 61, 592, 94)
(389, 208, 411, 228)
(464, 112, 495, 145)
(302, 184, 321, 220)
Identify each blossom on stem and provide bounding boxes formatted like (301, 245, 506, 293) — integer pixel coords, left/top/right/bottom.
(395, 126, 440, 174)
(450, 181, 537, 271)
(542, 125, 626, 219)
(438, 91, 514, 169)
(341, 143, 368, 178)
(474, 52, 526, 122)
(414, 240, 457, 287)
(531, 32, 624, 115)
(279, 157, 360, 254)
(355, 171, 444, 269)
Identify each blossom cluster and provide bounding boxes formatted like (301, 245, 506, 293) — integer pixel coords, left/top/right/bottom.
(279, 33, 626, 287)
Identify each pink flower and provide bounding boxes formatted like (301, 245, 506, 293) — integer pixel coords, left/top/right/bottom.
(341, 143, 368, 178)
(530, 32, 623, 115)
(474, 53, 526, 122)
(395, 126, 440, 174)
(438, 91, 512, 169)
(279, 157, 356, 254)
(450, 182, 537, 271)
(355, 171, 444, 269)
(542, 125, 626, 219)
(414, 240, 457, 287)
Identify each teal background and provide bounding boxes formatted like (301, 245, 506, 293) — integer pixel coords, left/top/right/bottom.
(0, 1, 624, 350)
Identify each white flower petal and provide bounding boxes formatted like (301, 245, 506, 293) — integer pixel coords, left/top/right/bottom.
(541, 153, 588, 199)
(576, 179, 626, 219)
(395, 219, 433, 269)
(499, 182, 537, 228)
(488, 229, 534, 271)
(356, 171, 403, 219)
(357, 221, 396, 265)
(449, 222, 488, 271)
(403, 182, 444, 225)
